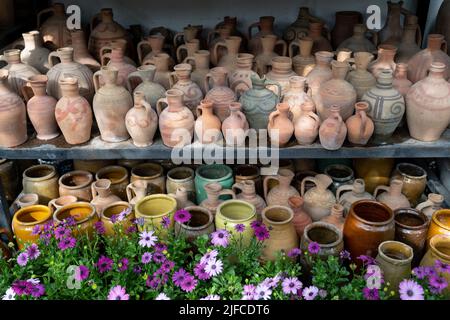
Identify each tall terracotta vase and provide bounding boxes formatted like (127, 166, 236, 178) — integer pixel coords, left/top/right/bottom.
(215, 36, 242, 74)
(248, 16, 276, 56)
(0, 70, 27, 147)
(347, 52, 376, 100)
(93, 66, 132, 142)
(204, 67, 237, 121)
(309, 22, 333, 54)
(194, 99, 222, 144)
(282, 76, 314, 124)
(294, 101, 320, 145)
(255, 35, 287, 76)
(126, 91, 158, 147)
(37, 3, 71, 49)
(374, 179, 411, 211)
(268, 102, 294, 147)
(436, 0, 450, 54)
(306, 51, 334, 103)
(379, 0, 405, 46)
(70, 29, 101, 72)
(338, 24, 377, 53)
(301, 174, 336, 221)
(319, 105, 347, 151)
(392, 63, 412, 97)
(263, 169, 300, 207)
(229, 53, 258, 97)
(265, 57, 296, 95)
(100, 45, 137, 87)
(289, 37, 316, 77)
(184, 50, 210, 95)
(126, 65, 165, 108)
(222, 102, 249, 147)
(55, 77, 93, 145)
(20, 31, 50, 74)
(369, 45, 397, 78)
(169, 63, 203, 114)
(345, 102, 374, 146)
(144, 53, 172, 90)
(331, 11, 363, 49)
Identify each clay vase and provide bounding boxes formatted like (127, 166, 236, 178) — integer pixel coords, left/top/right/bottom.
(101, 201, 134, 236)
(176, 39, 200, 64)
(283, 7, 325, 42)
(391, 163, 427, 206)
(174, 206, 214, 241)
(232, 180, 266, 217)
(37, 3, 71, 49)
(427, 210, 450, 245)
(125, 91, 158, 147)
(200, 182, 236, 214)
(96, 165, 130, 200)
(157, 89, 195, 148)
(396, 23, 422, 64)
(289, 37, 316, 77)
(166, 167, 196, 201)
(137, 34, 167, 65)
(59, 170, 93, 202)
(145, 53, 172, 90)
(215, 36, 242, 74)
(362, 70, 405, 143)
(317, 60, 356, 121)
(347, 52, 376, 100)
(53, 202, 99, 238)
(16, 194, 39, 210)
(134, 194, 177, 234)
(169, 63, 203, 114)
(392, 63, 412, 97)
(12, 205, 52, 249)
(195, 164, 234, 204)
(263, 169, 299, 207)
(369, 45, 397, 79)
(184, 50, 210, 95)
(208, 26, 232, 66)
(90, 179, 121, 215)
(54, 77, 93, 145)
(343, 200, 395, 264)
(416, 193, 444, 219)
(321, 203, 345, 232)
(394, 208, 429, 266)
(194, 99, 222, 144)
(406, 62, 450, 142)
(288, 196, 312, 238)
(336, 178, 374, 216)
(261, 205, 299, 261)
(255, 35, 287, 76)
(268, 102, 294, 147)
(374, 179, 411, 211)
(126, 180, 149, 207)
(436, 0, 450, 54)
(204, 67, 237, 121)
(379, 0, 405, 46)
(25, 75, 59, 140)
(319, 105, 347, 151)
(338, 24, 377, 53)
(1, 49, 40, 98)
(229, 53, 258, 98)
(0, 70, 27, 147)
(283, 76, 314, 124)
(294, 101, 320, 145)
(70, 29, 101, 72)
(100, 44, 137, 87)
(222, 102, 249, 147)
(265, 57, 297, 96)
(239, 75, 280, 130)
(93, 66, 132, 142)
(376, 241, 414, 293)
(301, 174, 336, 221)
(345, 102, 374, 146)
(306, 51, 334, 103)
(47, 47, 95, 102)
(353, 158, 395, 194)
(408, 34, 450, 83)
(126, 65, 166, 108)
(331, 11, 363, 49)
(248, 16, 276, 56)
(173, 25, 202, 49)
(215, 200, 256, 244)
(20, 31, 50, 73)
(88, 8, 128, 60)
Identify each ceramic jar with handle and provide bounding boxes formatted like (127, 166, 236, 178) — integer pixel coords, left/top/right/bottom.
(301, 174, 336, 221)
(99, 43, 137, 87)
(337, 24, 377, 53)
(137, 34, 167, 66)
(263, 169, 299, 207)
(283, 7, 326, 43)
(20, 30, 50, 74)
(347, 52, 376, 100)
(268, 102, 294, 147)
(229, 53, 258, 98)
(294, 101, 320, 145)
(169, 63, 203, 114)
(204, 67, 237, 121)
(336, 179, 374, 216)
(195, 164, 234, 204)
(12, 205, 52, 249)
(127, 65, 166, 108)
(391, 163, 427, 207)
(175, 206, 215, 241)
(308, 22, 333, 53)
(248, 16, 276, 56)
(416, 193, 444, 219)
(144, 53, 172, 90)
(37, 2, 71, 49)
(324, 164, 354, 194)
(71, 29, 101, 72)
(214, 36, 242, 74)
(125, 91, 158, 147)
(265, 56, 297, 96)
(208, 25, 232, 66)
(234, 164, 262, 196)
(222, 102, 249, 147)
(90, 179, 121, 215)
(48, 195, 78, 212)
(369, 44, 397, 78)
(58, 170, 93, 202)
(307, 51, 334, 102)
(232, 180, 266, 218)
(126, 180, 149, 207)
(392, 63, 412, 97)
(319, 105, 347, 151)
(374, 179, 411, 211)
(176, 39, 200, 64)
(289, 37, 316, 77)
(282, 76, 314, 124)
(255, 35, 287, 76)
(200, 182, 236, 214)
(15, 194, 39, 209)
(96, 165, 130, 200)
(346, 102, 374, 146)
(184, 50, 210, 95)
(396, 22, 422, 64)
(215, 200, 256, 244)
(195, 99, 222, 144)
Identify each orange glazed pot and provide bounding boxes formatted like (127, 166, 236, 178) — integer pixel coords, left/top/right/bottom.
(427, 209, 450, 246)
(53, 202, 98, 238)
(12, 205, 52, 249)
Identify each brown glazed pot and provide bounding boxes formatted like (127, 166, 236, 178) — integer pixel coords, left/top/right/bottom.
(58, 170, 94, 202)
(343, 200, 395, 265)
(95, 165, 130, 200)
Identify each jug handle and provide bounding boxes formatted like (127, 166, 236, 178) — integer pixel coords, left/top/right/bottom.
(93, 70, 103, 92)
(232, 182, 244, 195)
(212, 41, 227, 66)
(176, 44, 188, 63)
(373, 185, 390, 199)
(263, 175, 279, 201)
(20, 82, 34, 102)
(156, 97, 168, 116)
(100, 52, 111, 67)
(268, 108, 280, 128)
(336, 184, 355, 203)
(136, 40, 150, 65)
(126, 70, 144, 92)
(248, 21, 260, 40)
(288, 40, 300, 58)
(308, 111, 321, 132)
(196, 103, 203, 118)
(300, 177, 317, 197)
(37, 7, 54, 29)
(207, 30, 220, 48)
(276, 39, 288, 57)
(126, 184, 135, 203)
(415, 25, 422, 47)
(91, 183, 98, 200)
(169, 71, 178, 88)
(416, 199, 433, 212)
(219, 189, 236, 199)
(47, 51, 60, 68)
(173, 32, 184, 48)
(264, 79, 282, 100)
(183, 56, 196, 66)
(359, 109, 368, 142)
(48, 199, 58, 213)
(204, 72, 213, 93)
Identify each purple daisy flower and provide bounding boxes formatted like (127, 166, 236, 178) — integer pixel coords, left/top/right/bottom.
(58, 237, 76, 251)
(235, 224, 245, 233)
(138, 230, 157, 248)
(63, 217, 76, 227)
(141, 252, 152, 264)
(254, 226, 270, 241)
(255, 284, 272, 300)
(11, 280, 32, 296)
(155, 293, 170, 300)
(17, 252, 29, 267)
(205, 259, 223, 277)
(133, 266, 142, 274)
(29, 284, 45, 298)
(154, 243, 167, 252)
(362, 287, 379, 300)
(210, 229, 230, 247)
(302, 286, 319, 300)
(153, 252, 166, 263)
(263, 276, 281, 289)
(339, 250, 351, 260)
(147, 276, 161, 289)
(26, 244, 40, 260)
(31, 225, 41, 235)
(250, 220, 263, 230)
(200, 249, 218, 264)
(161, 216, 171, 229)
(118, 258, 129, 272)
(75, 265, 89, 281)
(174, 209, 191, 224)
(180, 275, 197, 292)
(194, 263, 211, 280)
(39, 232, 51, 245)
(172, 268, 188, 287)
(287, 248, 301, 258)
(135, 217, 145, 226)
(243, 284, 256, 295)
(125, 225, 137, 234)
(424, 266, 438, 278)
(307, 242, 320, 255)
(43, 221, 54, 233)
(161, 260, 175, 272)
(412, 266, 427, 279)
(96, 255, 113, 273)
(429, 275, 448, 293)
(54, 226, 70, 240)
(357, 255, 377, 266)
(435, 260, 450, 274)
(399, 279, 424, 300)
(282, 277, 303, 295)
(107, 285, 129, 300)
(118, 208, 131, 221)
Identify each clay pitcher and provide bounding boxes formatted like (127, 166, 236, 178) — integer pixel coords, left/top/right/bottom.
(145, 53, 172, 90)
(100, 43, 137, 87)
(268, 102, 294, 147)
(232, 180, 266, 217)
(379, 0, 405, 46)
(393, 63, 412, 97)
(184, 50, 211, 95)
(200, 182, 236, 214)
(204, 67, 237, 121)
(169, 63, 203, 114)
(306, 51, 334, 103)
(255, 35, 287, 76)
(319, 105, 347, 151)
(137, 34, 166, 65)
(308, 22, 333, 53)
(282, 76, 314, 124)
(126, 180, 149, 207)
(222, 102, 249, 147)
(374, 179, 411, 211)
(416, 193, 444, 219)
(294, 101, 320, 145)
(229, 53, 258, 97)
(37, 3, 71, 49)
(176, 39, 200, 63)
(90, 179, 121, 215)
(288, 196, 312, 238)
(195, 99, 222, 144)
(347, 52, 376, 100)
(126, 65, 166, 108)
(289, 37, 316, 77)
(125, 91, 158, 147)
(263, 169, 300, 207)
(70, 29, 101, 72)
(214, 36, 242, 74)
(248, 16, 276, 56)
(345, 102, 374, 146)
(301, 174, 336, 221)
(369, 44, 397, 78)
(321, 203, 346, 231)
(20, 30, 50, 74)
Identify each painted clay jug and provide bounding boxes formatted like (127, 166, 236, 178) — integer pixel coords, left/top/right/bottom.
(215, 36, 242, 74)
(255, 35, 287, 76)
(337, 24, 377, 53)
(416, 193, 444, 219)
(248, 16, 276, 56)
(288, 196, 312, 238)
(392, 63, 412, 97)
(263, 169, 300, 207)
(125, 91, 158, 147)
(37, 3, 71, 49)
(204, 67, 237, 121)
(184, 50, 210, 95)
(195, 99, 222, 144)
(100, 44, 136, 87)
(127, 65, 165, 108)
(321, 204, 345, 231)
(282, 76, 314, 124)
(301, 174, 336, 221)
(374, 179, 411, 211)
(265, 56, 296, 96)
(229, 53, 258, 98)
(294, 101, 320, 145)
(319, 105, 347, 151)
(369, 44, 397, 78)
(336, 178, 374, 216)
(169, 63, 203, 114)
(347, 52, 376, 100)
(20, 31, 50, 73)
(232, 180, 266, 217)
(70, 29, 101, 72)
(268, 102, 294, 147)
(289, 37, 316, 77)
(345, 102, 374, 146)
(200, 182, 236, 214)
(222, 102, 249, 147)
(306, 51, 334, 103)
(90, 179, 121, 215)
(331, 11, 363, 49)
(144, 53, 172, 90)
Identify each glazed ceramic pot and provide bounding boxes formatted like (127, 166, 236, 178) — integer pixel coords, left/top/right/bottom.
(331, 11, 362, 49)
(369, 45, 397, 78)
(288, 196, 312, 238)
(427, 210, 450, 245)
(336, 179, 374, 216)
(169, 63, 203, 114)
(347, 52, 376, 100)
(324, 164, 354, 194)
(255, 35, 286, 76)
(321, 204, 345, 231)
(195, 164, 234, 204)
(282, 76, 314, 124)
(343, 200, 395, 264)
(248, 16, 276, 56)
(200, 182, 236, 214)
(130, 163, 165, 194)
(406, 63, 450, 142)
(53, 202, 99, 238)
(157, 89, 195, 148)
(127, 65, 166, 108)
(394, 208, 429, 266)
(145, 53, 172, 90)
(353, 158, 395, 194)
(263, 169, 299, 207)
(261, 205, 299, 261)
(239, 75, 280, 130)
(307, 51, 334, 103)
(37, 3, 71, 49)
(301, 174, 336, 221)
(289, 37, 316, 77)
(233, 180, 266, 218)
(294, 101, 320, 145)
(12, 205, 52, 249)
(195, 99, 222, 144)
(234, 164, 262, 196)
(100, 43, 137, 87)
(229, 53, 258, 97)
(374, 179, 411, 211)
(96, 165, 129, 200)
(215, 200, 256, 244)
(23, 165, 59, 205)
(184, 50, 210, 95)
(20, 30, 50, 73)
(222, 102, 249, 147)
(345, 102, 374, 146)
(90, 179, 121, 215)
(376, 241, 413, 293)
(204, 67, 237, 121)
(125, 91, 158, 147)
(58, 170, 93, 202)
(265, 57, 297, 96)
(166, 167, 195, 202)
(337, 24, 377, 53)
(319, 105, 347, 151)
(392, 63, 412, 97)
(100, 201, 134, 236)
(71, 29, 101, 72)
(135, 194, 177, 234)
(126, 180, 150, 208)
(391, 163, 427, 206)
(416, 193, 444, 219)
(268, 102, 294, 147)
(48, 195, 78, 212)
(175, 206, 214, 241)
(215, 36, 242, 74)
(0, 70, 27, 147)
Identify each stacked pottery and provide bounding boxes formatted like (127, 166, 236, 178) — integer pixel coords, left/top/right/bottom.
(321, 204, 345, 231)
(37, 3, 71, 49)
(392, 63, 412, 97)
(145, 53, 172, 90)
(215, 36, 242, 74)
(22, 164, 59, 204)
(294, 101, 320, 145)
(369, 45, 397, 78)
(70, 29, 101, 72)
(265, 57, 297, 96)
(319, 105, 347, 151)
(288, 196, 312, 238)
(125, 91, 158, 147)
(263, 169, 299, 207)
(345, 102, 374, 146)
(268, 102, 294, 147)
(229, 54, 258, 97)
(347, 52, 376, 100)
(195, 164, 234, 204)
(204, 67, 237, 121)
(336, 178, 374, 216)
(248, 16, 276, 56)
(20, 31, 50, 73)
(127, 65, 166, 108)
(374, 179, 411, 211)
(306, 51, 334, 103)
(416, 193, 444, 219)
(200, 182, 236, 214)
(58, 170, 93, 202)
(97, 165, 130, 200)
(282, 76, 314, 124)
(12, 205, 52, 249)
(301, 174, 336, 221)
(289, 37, 316, 77)
(391, 163, 427, 207)
(90, 179, 121, 214)
(169, 63, 203, 114)
(174, 206, 214, 241)
(232, 180, 266, 217)
(222, 102, 249, 147)
(255, 35, 286, 76)
(184, 50, 210, 94)
(100, 43, 137, 87)
(195, 99, 222, 144)
(338, 24, 377, 53)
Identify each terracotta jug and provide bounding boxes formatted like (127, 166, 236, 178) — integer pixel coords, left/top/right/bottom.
(208, 26, 232, 66)
(125, 91, 158, 147)
(90, 179, 121, 215)
(176, 39, 200, 64)
(283, 7, 326, 42)
(301, 174, 336, 221)
(289, 37, 316, 77)
(345, 102, 374, 146)
(174, 205, 214, 241)
(306, 51, 334, 102)
(233, 180, 266, 217)
(169, 187, 195, 210)
(137, 34, 168, 65)
(362, 69, 405, 143)
(268, 102, 294, 147)
(319, 105, 347, 151)
(288, 196, 312, 238)
(266, 56, 297, 96)
(379, 1, 405, 46)
(397, 23, 422, 64)
(331, 11, 363, 49)
(1, 49, 40, 98)
(416, 193, 444, 219)
(282, 76, 314, 124)
(308, 22, 333, 54)
(374, 179, 411, 211)
(126, 65, 165, 108)
(391, 163, 427, 207)
(200, 182, 236, 214)
(294, 101, 320, 145)
(261, 205, 299, 261)
(25, 75, 59, 140)
(70, 29, 101, 73)
(97, 165, 130, 200)
(88, 8, 128, 60)
(12, 205, 52, 249)
(215, 16, 246, 50)
(239, 75, 280, 130)
(0, 70, 27, 148)
(173, 25, 202, 48)
(54, 77, 93, 145)
(248, 16, 276, 56)
(234, 165, 262, 196)
(369, 44, 397, 78)
(99, 39, 135, 69)
(126, 180, 149, 207)
(222, 102, 249, 147)
(93, 66, 132, 142)
(204, 67, 237, 121)
(37, 3, 71, 49)
(436, 0, 450, 54)
(263, 169, 299, 207)
(338, 24, 377, 53)
(317, 60, 356, 121)
(347, 52, 376, 100)
(336, 178, 374, 216)
(406, 62, 450, 142)
(229, 53, 258, 98)
(392, 63, 412, 97)
(214, 36, 242, 74)
(169, 63, 203, 114)
(255, 35, 287, 76)
(195, 99, 222, 144)
(100, 44, 136, 87)
(408, 34, 450, 83)
(157, 89, 195, 147)
(20, 31, 50, 73)
(184, 50, 210, 95)
(321, 204, 345, 231)
(47, 47, 95, 102)
(144, 53, 172, 90)
(58, 170, 93, 202)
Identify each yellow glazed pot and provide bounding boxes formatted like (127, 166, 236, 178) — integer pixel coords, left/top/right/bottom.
(134, 194, 177, 235)
(12, 205, 52, 249)
(427, 209, 450, 246)
(215, 199, 256, 244)
(53, 202, 98, 238)
(100, 201, 134, 236)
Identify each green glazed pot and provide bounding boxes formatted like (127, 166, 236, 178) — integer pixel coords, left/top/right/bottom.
(195, 164, 234, 204)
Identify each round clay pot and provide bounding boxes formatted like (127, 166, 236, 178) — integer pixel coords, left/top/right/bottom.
(222, 102, 249, 147)
(58, 170, 94, 202)
(100, 201, 134, 236)
(130, 162, 165, 194)
(22, 164, 59, 205)
(319, 105, 347, 151)
(53, 202, 99, 238)
(135, 194, 177, 236)
(48, 195, 78, 212)
(125, 91, 158, 147)
(391, 163, 427, 207)
(194, 99, 222, 144)
(267, 102, 294, 147)
(300, 173, 336, 221)
(174, 206, 215, 241)
(427, 209, 450, 246)
(345, 102, 374, 146)
(263, 169, 299, 207)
